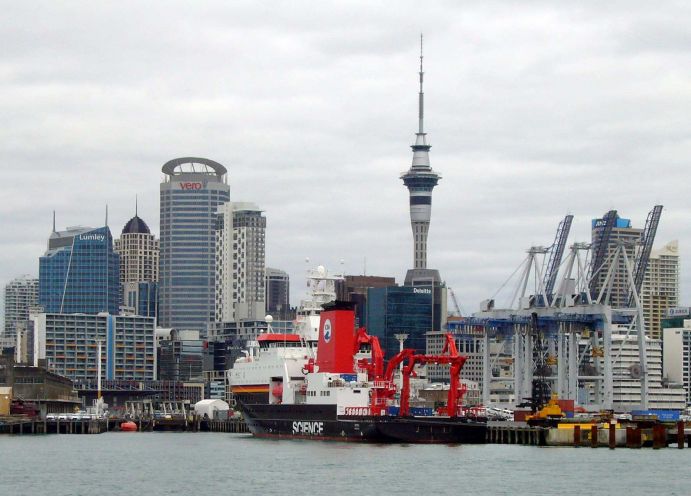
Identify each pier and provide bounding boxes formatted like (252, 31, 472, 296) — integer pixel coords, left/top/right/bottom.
(487, 422, 547, 446)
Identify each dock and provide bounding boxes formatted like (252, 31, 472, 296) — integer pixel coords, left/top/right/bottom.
(487, 422, 547, 446)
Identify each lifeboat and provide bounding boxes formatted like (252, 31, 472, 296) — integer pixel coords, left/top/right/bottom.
(120, 421, 138, 432)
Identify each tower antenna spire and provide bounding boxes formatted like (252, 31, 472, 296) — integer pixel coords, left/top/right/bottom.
(418, 33, 424, 134)
(105, 204, 108, 227)
(135, 195, 138, 216)
(52, 210, 56, 233)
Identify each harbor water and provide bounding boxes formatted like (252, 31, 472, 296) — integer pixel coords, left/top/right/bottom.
(2, 432, 691, 495)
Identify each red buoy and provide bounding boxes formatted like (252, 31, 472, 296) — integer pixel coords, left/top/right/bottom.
(120, 421, 137, 432)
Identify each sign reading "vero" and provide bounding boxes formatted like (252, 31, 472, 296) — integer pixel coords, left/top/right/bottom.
(178, 182, 203, 190)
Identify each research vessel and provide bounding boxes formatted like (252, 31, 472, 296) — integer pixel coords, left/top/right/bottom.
(232, 301, 487, 443)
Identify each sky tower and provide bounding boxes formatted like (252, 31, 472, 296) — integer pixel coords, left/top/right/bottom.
(401, 36, 442, 286)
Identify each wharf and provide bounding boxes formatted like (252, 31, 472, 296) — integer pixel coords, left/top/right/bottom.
(0, 417, 108, 434)
(109, 417, 249, 433)
(486, 422, 547, 446)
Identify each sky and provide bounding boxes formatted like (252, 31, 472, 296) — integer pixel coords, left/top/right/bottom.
(1, 1, 690, 320)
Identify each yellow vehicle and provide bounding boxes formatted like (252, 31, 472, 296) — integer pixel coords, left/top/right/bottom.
(526, 394, 566, 426)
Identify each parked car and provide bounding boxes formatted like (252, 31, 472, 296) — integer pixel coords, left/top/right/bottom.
(45, 413, 57, 421)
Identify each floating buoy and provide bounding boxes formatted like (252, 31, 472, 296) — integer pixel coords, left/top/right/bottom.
(120, 421, 137, 432)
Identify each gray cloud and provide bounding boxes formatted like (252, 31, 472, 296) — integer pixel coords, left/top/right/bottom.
(1, 1, 689, 323)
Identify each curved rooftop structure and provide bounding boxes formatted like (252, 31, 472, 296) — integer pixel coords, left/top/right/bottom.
(162, 157, 227, 177)
(122, 215, 151, 235)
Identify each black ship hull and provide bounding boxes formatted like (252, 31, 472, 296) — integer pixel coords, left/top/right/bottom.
(237, 402, 488, 444)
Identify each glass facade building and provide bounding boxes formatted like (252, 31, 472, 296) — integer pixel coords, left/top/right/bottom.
(159, 158, 230, 331)
(39, 226, 120, 315)
(366, 285, 444, 359)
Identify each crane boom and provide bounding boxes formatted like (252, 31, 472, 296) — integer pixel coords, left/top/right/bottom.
(543, 215, 574, 302)
(588, 209, 618, 300)
(629, 205, 663, 306)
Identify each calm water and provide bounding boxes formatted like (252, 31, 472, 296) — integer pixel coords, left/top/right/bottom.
(2, 432, 691, 495)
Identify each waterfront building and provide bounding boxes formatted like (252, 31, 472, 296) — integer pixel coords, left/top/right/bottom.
(157, 329, 204, 382)
(662, 308, 691, 405)
(0, 355, 81, 415)
(400, 40, 442, 288)
(215, 202, 266, 323)
(590, 214, 643, 309)
(3, 275, 39, 339)
(265, 268, 290, 320)
(159, 158, 230, 331)
(366, 285, 446, 359)
(30, 313, 155, 382)
(609, 330, 685, 411)
(641, 240, 679, 339)
(39, 225, 120, 315)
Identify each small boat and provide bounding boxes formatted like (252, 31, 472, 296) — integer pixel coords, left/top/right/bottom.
(120, 421, 137, 432)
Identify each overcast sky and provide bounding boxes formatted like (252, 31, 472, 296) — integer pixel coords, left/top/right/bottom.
(1, 1, 690, 321)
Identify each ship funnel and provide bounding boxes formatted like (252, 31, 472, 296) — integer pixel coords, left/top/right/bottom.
(315, 301, 356, 374)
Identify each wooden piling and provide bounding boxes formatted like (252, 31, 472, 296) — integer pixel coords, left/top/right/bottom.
(677, 421, 684, 449)
(608, 422, 616, 449)
(591, 425, 598, 448)
(573, 425, 580, 447)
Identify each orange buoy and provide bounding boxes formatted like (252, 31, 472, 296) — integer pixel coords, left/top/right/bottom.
(120, 421, 137, 432)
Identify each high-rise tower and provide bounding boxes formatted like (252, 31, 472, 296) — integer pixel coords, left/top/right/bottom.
(401, 36, 442, 286)
(159, 158, 230, 331)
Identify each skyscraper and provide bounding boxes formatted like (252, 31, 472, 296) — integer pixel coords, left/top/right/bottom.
(215, 202, 266, 322)
(641, 240, 679, 339)
(115, 208, 159, 318)
(265, 268, 290, 320)
(159, 158, 230, 331)
(3, 275, 39, 339)
(400, 37, 442, 287)
(39, 225, 120, 314)
(115, 209, 159, 285)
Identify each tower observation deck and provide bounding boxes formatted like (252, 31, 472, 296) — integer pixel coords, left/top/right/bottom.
(401, 37, 441, 286)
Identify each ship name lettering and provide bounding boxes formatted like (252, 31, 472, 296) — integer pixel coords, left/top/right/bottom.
(292, 421, 324, 435)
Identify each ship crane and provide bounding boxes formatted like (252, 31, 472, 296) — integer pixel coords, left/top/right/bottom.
(384, 333, 467, 417)
(588, 209, 618, 300)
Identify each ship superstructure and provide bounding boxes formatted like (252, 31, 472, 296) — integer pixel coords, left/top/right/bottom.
(228, 265, 343, 406)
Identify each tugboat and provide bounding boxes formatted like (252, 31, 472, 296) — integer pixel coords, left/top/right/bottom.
(232, 301, 487, 443)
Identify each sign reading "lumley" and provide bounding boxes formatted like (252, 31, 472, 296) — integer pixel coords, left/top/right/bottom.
(178, 182, 204, 190)
(79, 234, 105, 242)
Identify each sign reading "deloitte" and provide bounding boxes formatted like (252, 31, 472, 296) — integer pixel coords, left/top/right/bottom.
(413, 287, 432, 294)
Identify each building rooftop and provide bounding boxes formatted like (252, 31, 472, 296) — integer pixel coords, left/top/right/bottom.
(122, 215, 151, 235)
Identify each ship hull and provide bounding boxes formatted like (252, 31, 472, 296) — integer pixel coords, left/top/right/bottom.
(237, 402, 487, 444)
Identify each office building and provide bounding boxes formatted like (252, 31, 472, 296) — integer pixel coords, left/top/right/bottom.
(31, 313, 156, 382)
(215, 202, 266, 322)
(662, 308, 691, 406)
(159, 158, 230, 331)
(336, 275, 396, 327)
(641, 240, 679, 339)
(265, 268, 290, 320)
(400, 41, 442, 287)
(157, 329, 204, 382)
(115, 211, 159, 318)
(590, 213, 643, 308)
(39, 226, 120, 315)
(115, 212, 159, 285)
(3, 276, 39, 339)
(609, 330, 685, 410)
(366, 285, 446, 359)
